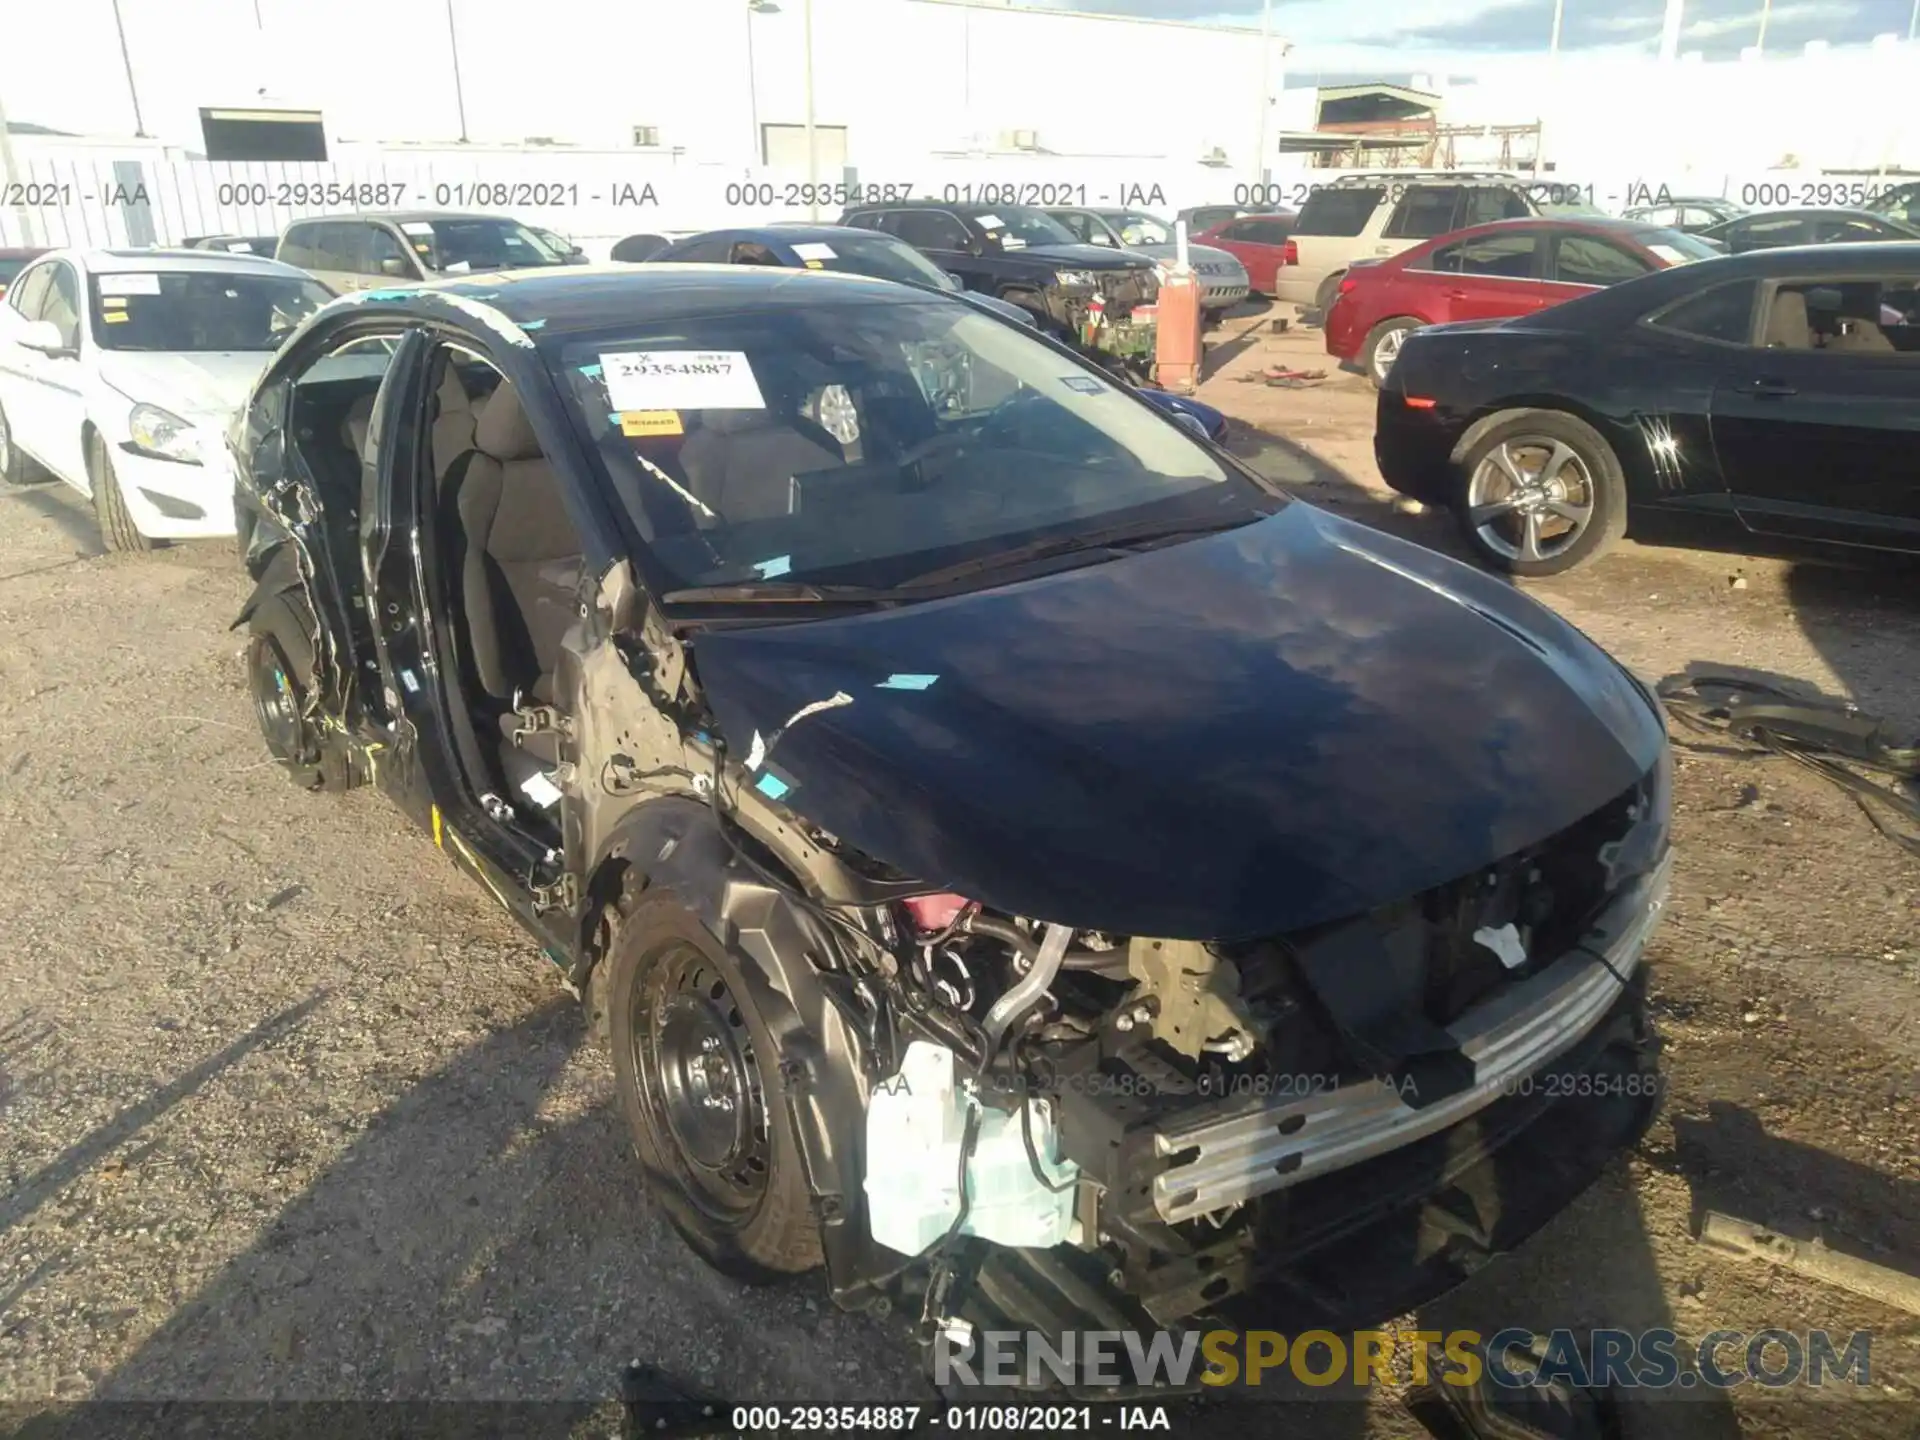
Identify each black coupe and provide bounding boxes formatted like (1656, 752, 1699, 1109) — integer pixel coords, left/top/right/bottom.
(1375, 242, 1920, 575)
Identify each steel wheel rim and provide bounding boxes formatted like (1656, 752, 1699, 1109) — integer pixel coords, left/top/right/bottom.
(1466, 437, 1597, 564)
(1372, 326, 1408, 382)
(249, 639, 304, 761)
(633, 945, 770, 1219)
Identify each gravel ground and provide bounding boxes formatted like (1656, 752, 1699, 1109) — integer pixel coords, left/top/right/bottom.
(1, 316, 1917, 1437)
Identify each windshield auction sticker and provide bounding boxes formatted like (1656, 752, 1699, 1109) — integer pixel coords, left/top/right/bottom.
(97, 273, 162, 295)
(618, 410, 684, 437)
(601, 350, 766, 411)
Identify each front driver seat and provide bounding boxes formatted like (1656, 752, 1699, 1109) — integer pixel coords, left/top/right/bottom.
(447, 382, 583, 708)
(1762, 291, 1812, 349)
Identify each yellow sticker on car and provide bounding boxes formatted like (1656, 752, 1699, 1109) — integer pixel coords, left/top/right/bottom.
(102, 295, 128, 309)
(619, 410, 684, 437)
(103, 310, 130, 323)
(804, 259, 825, 269)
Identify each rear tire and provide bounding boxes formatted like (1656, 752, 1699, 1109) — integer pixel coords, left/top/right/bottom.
(88, 434, 154, 552)
(1313, 271, 1345, 320)
(1455, 411, 1628, 578)
(607, 894, 824, 1282)
(246, 590, 357, 792)
(1363, 317, 1422, 388)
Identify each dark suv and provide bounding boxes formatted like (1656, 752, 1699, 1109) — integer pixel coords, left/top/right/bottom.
(839, 201, 1158, 342)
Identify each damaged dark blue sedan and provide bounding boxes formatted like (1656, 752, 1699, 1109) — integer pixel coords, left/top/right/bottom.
(230, 263, 1672, 1387)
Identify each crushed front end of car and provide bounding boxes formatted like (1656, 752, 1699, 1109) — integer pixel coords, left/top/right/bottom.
(851, 760, 1670, 1389)
(648, 503, 1674, 1394)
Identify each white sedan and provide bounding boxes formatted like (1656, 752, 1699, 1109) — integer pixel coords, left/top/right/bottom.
(0, 248, 332, 549)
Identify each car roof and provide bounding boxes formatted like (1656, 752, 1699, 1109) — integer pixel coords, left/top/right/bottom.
(352, 263, 923, 338)
(286, 210, 513, 226)
(673, 224, 883, 245)
(50, 247, 310, 276)
(1431, 216, 1679, 240)
(1728, 206, 1906, 222)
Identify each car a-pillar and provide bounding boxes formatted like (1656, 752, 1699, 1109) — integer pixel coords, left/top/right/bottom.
(581, 797, 887, 1302)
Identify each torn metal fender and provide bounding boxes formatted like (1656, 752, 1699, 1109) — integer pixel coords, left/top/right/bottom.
(231, 539, 307, 632)
(587, 798, 886, 1302)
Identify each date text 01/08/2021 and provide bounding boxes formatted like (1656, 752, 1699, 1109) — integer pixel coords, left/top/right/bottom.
(728, 1404, 1174, 1432)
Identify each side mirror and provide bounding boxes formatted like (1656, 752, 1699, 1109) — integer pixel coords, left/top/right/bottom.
(1172, 411, 1210, 440)
(16, 320, 70, 356)
(966, 235, 987, 257)
(379, 256, 413, 277)
(944, 271, 967, 290)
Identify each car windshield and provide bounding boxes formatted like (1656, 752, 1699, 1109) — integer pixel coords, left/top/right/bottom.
(964, 206, 1078, 249)
(797, 232, 956, 290)
(1636, 228, 1724, 265)
(403, 217, 569, 272)
(88, 270, 333, 352)
(1114, 213, 1173, 246)
(553, 293, 1278, 596)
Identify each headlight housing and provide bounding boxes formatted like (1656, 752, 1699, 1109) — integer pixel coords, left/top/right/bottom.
(127, 404, 202, 465)
(1053, 269, 1099, 291)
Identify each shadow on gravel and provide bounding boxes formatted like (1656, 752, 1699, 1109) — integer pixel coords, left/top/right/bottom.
(80, 995, 916, 1411)
(0, 994, 328, 1242)
(1226, 417, 1464, 559)
(1674, 1101, 1920, 1278)
(0, 483, 107, 559)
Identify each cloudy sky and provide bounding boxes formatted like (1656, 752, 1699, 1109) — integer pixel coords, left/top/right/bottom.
(1031, 0, 1916, 82)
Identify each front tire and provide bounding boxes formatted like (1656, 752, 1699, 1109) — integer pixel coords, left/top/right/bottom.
(0, 400, 30, 486)
(1363, 317, 1421, 388)
(88, 434, 154, 552)
(1455, 411, 1628, 577)
(607, 894, 823, 1282)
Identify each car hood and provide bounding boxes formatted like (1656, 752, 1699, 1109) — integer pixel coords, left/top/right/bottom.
(692, 504, 1665, 941)
(94, 350, 272, 422)
(1017, 243, 1155, 270)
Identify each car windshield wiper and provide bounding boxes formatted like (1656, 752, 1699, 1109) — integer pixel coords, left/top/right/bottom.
(658, 580, 900, 605)
(892, 514, 1258, 589)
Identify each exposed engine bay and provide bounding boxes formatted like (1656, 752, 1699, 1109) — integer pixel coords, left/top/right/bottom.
(728, 751, 1673, 1356)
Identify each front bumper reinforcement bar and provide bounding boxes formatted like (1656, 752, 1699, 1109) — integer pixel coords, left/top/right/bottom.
(1150, 850, 1672, 1224)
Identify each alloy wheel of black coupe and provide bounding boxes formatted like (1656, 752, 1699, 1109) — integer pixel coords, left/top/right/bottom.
(1458, 412, 1628, 577)
(609, 896, 822, 1280)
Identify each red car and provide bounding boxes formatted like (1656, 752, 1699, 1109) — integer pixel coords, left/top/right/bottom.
(1194, 211, 1298, 297)
(1326, 217, 1722, 386)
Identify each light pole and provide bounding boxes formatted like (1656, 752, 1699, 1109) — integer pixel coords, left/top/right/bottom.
(1535, 0, 1564, 175)
(1659, 0, 1685, 62)
(1252, 0, 1271, 190)
(1755, 0, 1772, 54)
(803, 0, 819, 219)
(109, 0, 148, 138)
(445, 0, 470, 143)
(746, 1, 768, 164)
